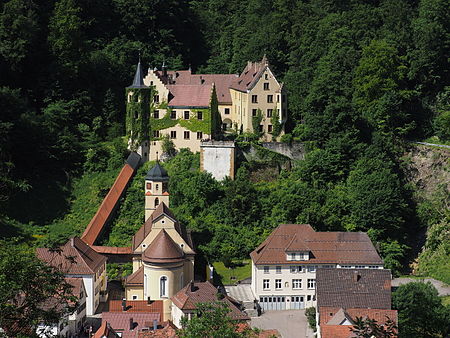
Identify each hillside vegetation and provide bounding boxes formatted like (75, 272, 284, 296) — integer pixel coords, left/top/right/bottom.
(0, 0, 449, 280)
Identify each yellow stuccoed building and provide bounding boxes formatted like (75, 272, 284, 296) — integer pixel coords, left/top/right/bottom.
(124, 162, 195, 321)
(126, 56, 287, 161)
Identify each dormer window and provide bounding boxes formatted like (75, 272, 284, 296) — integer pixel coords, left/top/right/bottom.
(287, 252, 309, 261)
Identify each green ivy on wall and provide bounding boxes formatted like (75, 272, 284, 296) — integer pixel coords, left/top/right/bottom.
(125, 87, 152, 149)
(271, 107, 282, 137)
(252, 108, 263, 137)
(179, 109, 212, 134)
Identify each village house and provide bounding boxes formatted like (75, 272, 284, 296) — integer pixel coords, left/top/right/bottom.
(126, 56, 287, 161)
(37, 237, 108, 316)
(36, 278, 87, 337)
(171, 281, 249, 328)
(315, 268, 397, 338)
(124, 162, 195, 321)
(250, 224, 384, 311)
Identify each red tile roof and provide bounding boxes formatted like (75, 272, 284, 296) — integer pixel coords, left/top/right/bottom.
(155, 70, 237, 104)
(171, 281, 249, 321)
(142, 229, 185, 264)
(132, 202, 193, 252)
(167, 84, 212, 108)
(319, 307, 398, 326)
(108, 300, 164, 318)
(91, 246, 132, 255)
(316, 269, 392, 309)
(321, 325, 355, 338)
(125, 266, 144, 286)
(250, 224, 383, 265)
(101, 312, 161, 338)
(137, 321, 178, 337)
(93, 321, 120, 338)
(37, 237, 107, 275)
(230, 57, 268, 92)
(82, 163, 135, 245)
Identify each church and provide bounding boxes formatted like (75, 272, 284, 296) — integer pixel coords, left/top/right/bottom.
(124, 162, 195, 321)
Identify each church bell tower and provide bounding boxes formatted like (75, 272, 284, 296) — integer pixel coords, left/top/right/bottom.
(144, 162, 170, 220)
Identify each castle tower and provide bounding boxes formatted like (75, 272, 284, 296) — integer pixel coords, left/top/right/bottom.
(144, 162, 169, 220)
(126, 58, 152, 162)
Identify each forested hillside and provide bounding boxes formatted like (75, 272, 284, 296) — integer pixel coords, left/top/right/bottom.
(1, 0, 448, 279)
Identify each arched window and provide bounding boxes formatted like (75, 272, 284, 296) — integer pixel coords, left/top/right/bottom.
(155, 198, 159, 207)
(160, 276, 168, 297)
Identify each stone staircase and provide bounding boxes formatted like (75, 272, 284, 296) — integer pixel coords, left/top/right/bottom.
(242, 301, 258, 317)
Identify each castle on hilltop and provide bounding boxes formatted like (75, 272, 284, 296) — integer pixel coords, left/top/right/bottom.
(126, 56, 287, 161)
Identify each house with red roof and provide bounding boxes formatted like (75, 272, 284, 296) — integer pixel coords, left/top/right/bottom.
(36, 237, 107, 316)
(250, 224, 384, 311)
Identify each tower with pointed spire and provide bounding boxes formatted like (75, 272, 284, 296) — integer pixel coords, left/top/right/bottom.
(144, 161, 170, 220)
(126, 57, 152, 162)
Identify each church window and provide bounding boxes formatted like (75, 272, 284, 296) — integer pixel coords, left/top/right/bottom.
(155, 198, 159, 207)
(160, 276, 168, 297)
(155, 184, 159, 191)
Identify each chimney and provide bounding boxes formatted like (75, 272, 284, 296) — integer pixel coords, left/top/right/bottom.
(129, 317, 134, 330)
(162, 61, 167, 77)
(190, 280, 195, 292)
(353, 272, 361, 282)
(147, 296, 151, 305)
(70, 238, 74, 247)
(122, 298, 126, 311)
(153, 319, 158, 331)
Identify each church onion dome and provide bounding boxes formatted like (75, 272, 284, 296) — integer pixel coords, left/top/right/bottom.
(142, 229, 184, 264)
(145, 162, 169, 182)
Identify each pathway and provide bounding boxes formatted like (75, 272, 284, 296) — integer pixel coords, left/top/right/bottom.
(251, 310, 313, 338)
(392, 277, 450, 296)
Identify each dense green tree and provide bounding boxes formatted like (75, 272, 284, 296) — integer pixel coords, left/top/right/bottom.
(392, 282, 450, 338)
(178, 302, 253, 338)
(0, 240, 77, 337)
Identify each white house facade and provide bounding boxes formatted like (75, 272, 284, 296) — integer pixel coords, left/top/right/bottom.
(250, 224, 384, 311)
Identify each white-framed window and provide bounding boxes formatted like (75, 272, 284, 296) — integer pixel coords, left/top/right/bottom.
(307, 265, 316, 273)
(289, 253, 297, 260)
(132, 295, 138, 300)
(292, 279, 302, 289)
(355, 265, 366, 269)
(299, 252, 305, 260)
(264, 266, 270, 274)
(276, 266, 282, 274)
(275, 279, 282, 290)
(263, 279, 270, 290)
(368, 265, 379, 269)
(160, 276, 168, 297)
(290, 265, 303, 273)
(341, 265, 352, 268)
(307, 279, 315, 289)
(322, 265, 333, 268)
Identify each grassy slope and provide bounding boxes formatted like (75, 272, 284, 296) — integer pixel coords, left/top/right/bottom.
(213, 260, 252, 285)
(41, 167, 121, 245)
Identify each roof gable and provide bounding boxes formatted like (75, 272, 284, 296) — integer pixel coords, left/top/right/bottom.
(37, 237, 106, 275)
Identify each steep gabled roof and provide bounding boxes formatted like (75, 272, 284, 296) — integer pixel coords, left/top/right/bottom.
(171, 281, 249, 321)
(250, 224, 383, 265)
(124, 266, 144, 286)
(316, 269, 392, 309)
(132, 202, 193, 252)
(128, 59, 147, 89)
(37, 237, 106, 275)
(142, 229, 184, 264)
